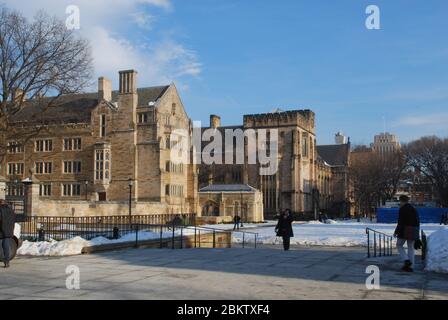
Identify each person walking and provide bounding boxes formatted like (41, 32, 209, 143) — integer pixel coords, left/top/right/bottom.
(233, 214, 241, 230)
(275, 209, 294, 251)
(394, 195, 420, 272)
(0, 199, 16, 268)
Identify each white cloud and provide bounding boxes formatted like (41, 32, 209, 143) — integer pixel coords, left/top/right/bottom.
(1, 0, 200, 89)
(130, 12, 156, 30)
(394, 112, 448, 127)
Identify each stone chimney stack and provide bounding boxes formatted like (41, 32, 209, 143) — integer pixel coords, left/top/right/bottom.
(98, 77, 112, 101)
(210, 115, 221, 129)
(119, 70, 138, 94)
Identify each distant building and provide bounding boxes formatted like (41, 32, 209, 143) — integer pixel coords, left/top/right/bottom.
(371, 132, 401, 155)
(335, 132, 347, 145)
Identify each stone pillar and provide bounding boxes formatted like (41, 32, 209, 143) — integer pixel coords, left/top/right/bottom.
(0, 175, 6, 200)
(22, 178, 40, 216)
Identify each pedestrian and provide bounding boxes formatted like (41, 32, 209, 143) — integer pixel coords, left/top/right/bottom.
(233, 214, 241, 230)
(275, 209, 294, 251)
(0, 199, 16, 268)
(394, 195, 420, 272)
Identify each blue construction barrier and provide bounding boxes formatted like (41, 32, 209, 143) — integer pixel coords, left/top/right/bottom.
(376, 207, 448, 224)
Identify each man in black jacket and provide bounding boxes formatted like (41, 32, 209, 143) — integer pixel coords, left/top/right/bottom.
(0, 199, 16, 268)
(394, 195, 420, 272)
(275, 209, 294, 251)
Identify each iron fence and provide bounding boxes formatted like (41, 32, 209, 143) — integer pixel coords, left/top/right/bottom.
(18, 214, 196, 241)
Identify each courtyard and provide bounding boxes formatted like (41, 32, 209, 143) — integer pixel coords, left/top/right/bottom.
(1, 245, 448, 300)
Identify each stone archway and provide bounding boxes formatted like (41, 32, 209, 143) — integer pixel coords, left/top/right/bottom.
(202, 200, 220, 217)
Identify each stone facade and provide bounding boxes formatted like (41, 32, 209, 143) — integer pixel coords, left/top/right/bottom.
(198, 184, 264, 223)
(199, 110, 319, 217)
(2, 70, 199, 216)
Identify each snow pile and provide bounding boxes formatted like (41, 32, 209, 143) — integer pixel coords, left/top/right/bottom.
(16, 228, 205, 257)
(18, 237, 90, 256)
(425, 226, 448, 274)
(14, 223, 21, 238)
(325, 219, 338, 224)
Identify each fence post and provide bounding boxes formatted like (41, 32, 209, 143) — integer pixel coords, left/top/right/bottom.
(160, 225, 163, 249)
(254, 233, 257, 249)
(367, 229, 370, 258)
(134, 224, 139, 248)
(180, 227, 183, 249)
(213, 230, 216, 248)
(242, 232, 245, 249)
(373, 233, 377, 257)
(172, 224, 175, 249)
(194, 227, 197, 248)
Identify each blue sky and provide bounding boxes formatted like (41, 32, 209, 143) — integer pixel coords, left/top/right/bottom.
(6, 0, 448, 145)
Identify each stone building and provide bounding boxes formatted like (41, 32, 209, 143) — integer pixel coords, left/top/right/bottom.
(1, 70, 199, 216)
(198, 184, 264, 224)
(371, 132, 401, 155)
(199, 110, 322, 217)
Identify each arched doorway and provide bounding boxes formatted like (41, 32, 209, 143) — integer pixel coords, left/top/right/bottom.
(202, 200, 220, 217)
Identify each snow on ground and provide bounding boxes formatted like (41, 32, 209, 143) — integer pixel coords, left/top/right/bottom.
(17, 220, 445, 257)
(232, 221, 443, 247)
(18, 229, 184, 257)
(425, 226, 448, 274)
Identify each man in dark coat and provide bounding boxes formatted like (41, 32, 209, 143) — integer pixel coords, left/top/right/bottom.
(394, 195, 420, 272)
(0, 199, 16, 268)
(233, 214, 241, 230)
(275, 209, 294, 251)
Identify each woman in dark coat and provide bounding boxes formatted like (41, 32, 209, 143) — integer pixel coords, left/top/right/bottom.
(275, 209, 294, 251)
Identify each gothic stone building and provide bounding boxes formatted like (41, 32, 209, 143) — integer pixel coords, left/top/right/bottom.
(198, 112, 352, 218)
(2, 70, 199, 216)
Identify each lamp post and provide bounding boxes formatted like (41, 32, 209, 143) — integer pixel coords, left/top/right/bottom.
(128, 178, 133, 219)
(240, 192, 244, 228)
(84, 180, 88, 201)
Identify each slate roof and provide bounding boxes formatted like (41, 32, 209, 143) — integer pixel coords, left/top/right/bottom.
(10, 85, 170, 124)
(199, 184, 258, 193)
(316, 144, 350, 166)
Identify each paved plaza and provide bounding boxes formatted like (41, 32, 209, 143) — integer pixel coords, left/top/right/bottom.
(1, 246, 448, 300)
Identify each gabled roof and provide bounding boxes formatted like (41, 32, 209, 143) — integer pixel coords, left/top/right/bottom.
(9, 85, 170, 125)
(199, 184, 258, 193)
(316, 144, 350, 166)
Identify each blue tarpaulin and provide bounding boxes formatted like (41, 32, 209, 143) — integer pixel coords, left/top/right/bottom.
(376, 207, 448, 224)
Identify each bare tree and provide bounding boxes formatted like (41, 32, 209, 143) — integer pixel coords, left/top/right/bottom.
(405, 136, 448, 207)
(0, 6, 93, 165)
(350, 147, 408, 216)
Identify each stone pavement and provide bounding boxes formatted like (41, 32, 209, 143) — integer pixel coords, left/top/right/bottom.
(1, 246, 447, 300)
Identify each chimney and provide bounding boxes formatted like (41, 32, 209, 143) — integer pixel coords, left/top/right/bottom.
(119, 70, 138, 94)
(98, 77, 112, 101)
(210, 115, 221, 129)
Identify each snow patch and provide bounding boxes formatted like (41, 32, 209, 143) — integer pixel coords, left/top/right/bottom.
(425, 226, 448, 274)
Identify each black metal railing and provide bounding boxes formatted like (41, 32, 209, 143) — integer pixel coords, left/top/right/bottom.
(18, 214, 196, 241)
(366, 228, 394, 258)
(130, 224, 259, 250)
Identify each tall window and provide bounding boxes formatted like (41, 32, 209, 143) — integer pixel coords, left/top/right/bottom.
(137, 112, 148, 124)
(39, 184, 52, 197)
(7, 163, 24, 175)
(35, 162, 53, 174)
(35, 139, 53, 152)
(95, 149, 110, 181)
(62, 183, 81, 197)
(7, 141, 24, 154)
(63, 138, 82, 151)
(100, 114, 106, 137)
(301, 135, 308, 157)
(63, 161, 82, 174)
